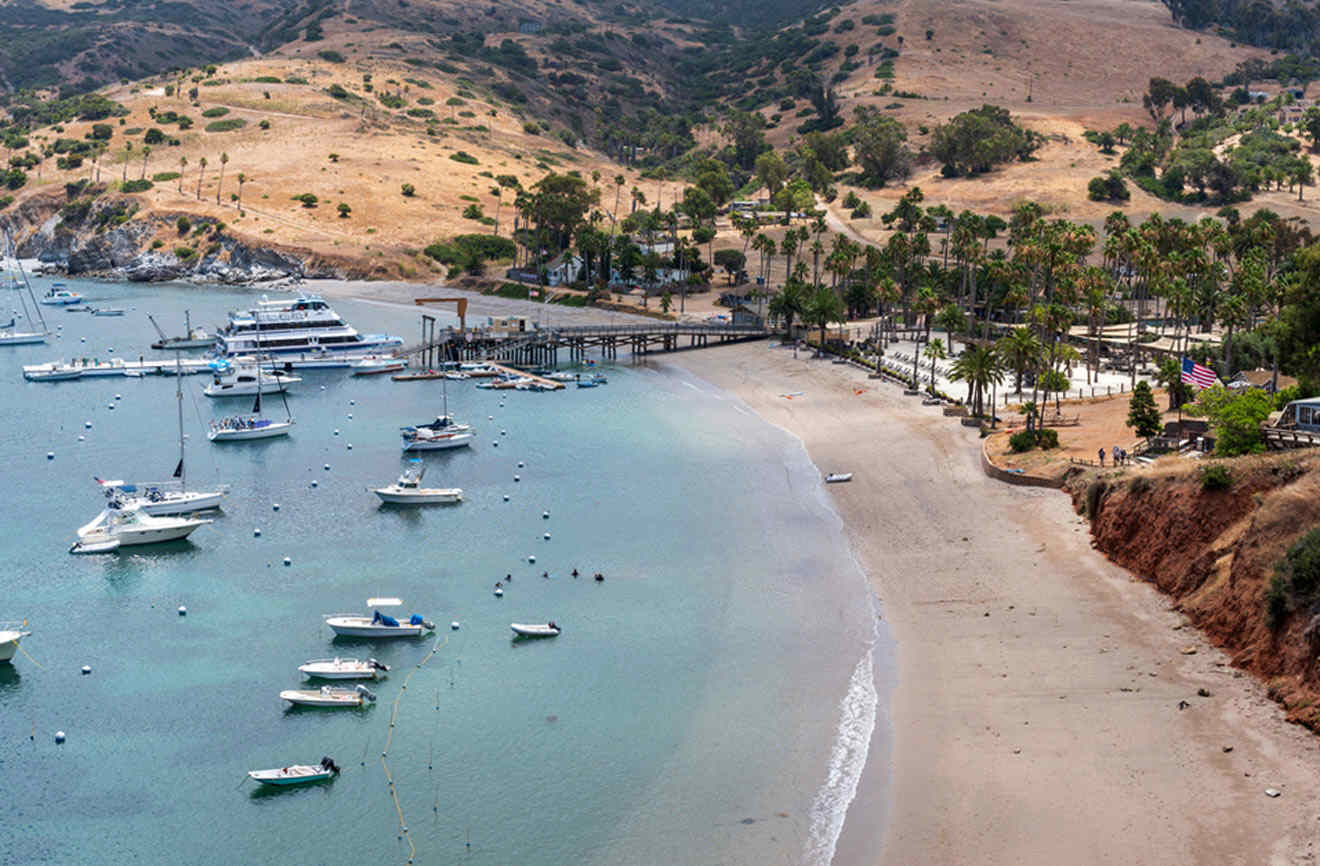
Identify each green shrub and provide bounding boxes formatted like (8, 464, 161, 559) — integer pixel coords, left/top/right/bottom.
(450, 151, 479, 165)
(295, 193, 318, 208)
(401, 183, 415, 197)
(842, 191, 861, 209)
(253, 76, 282, 84)
(285, 76, 309, 85)
(318, 50, 346, 63)
(1036, 428, 1059, 449)
(1266, 574, 1291, 630)
(175, 246, 197, 261)
(205, 119, 246, 133)
(327, 84, 352, 100)
(120, 179, 153, 193)
(851, 201, 872, 218)
(1200, 463, 1232, 490)
(201, 107, 230, 118)
(461, 203, 484, 220)
(143, 128, 166, 144)
(523, 122, 540, 136)
(176, 216, 191, 234)
(1009, 430, 1036, 452)
(0, 195, 13, 210)
(377, 92, 405, 109)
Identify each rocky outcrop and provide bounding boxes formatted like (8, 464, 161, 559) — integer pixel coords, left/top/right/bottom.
(1, 190, 339, 284)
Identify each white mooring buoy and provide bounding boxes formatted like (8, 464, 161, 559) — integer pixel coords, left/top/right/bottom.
(81, 665, 91, 675)
(311, 480, 319, 488)
(514, 475, 520, 482)
(542, 511, 549, 519)
(323, 464, 330, 471)
(503, 494, 510, 501)
(527, 554, 536, 563)
(347, 443, 353, 450)
(544, 532, 551, 540)
(450, 621, 460, 630)
(178, 605, 187, 616)
(254, 528, 262, 537)
(283, 556, 292, 566)
(55, 731, 66, 744)
(333, 429, 340, 436)
(273, 503, 280, 511)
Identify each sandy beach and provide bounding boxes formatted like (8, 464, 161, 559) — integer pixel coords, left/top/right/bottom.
(665, 342, 1320, 865)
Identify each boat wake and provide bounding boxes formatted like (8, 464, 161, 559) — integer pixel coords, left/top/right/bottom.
(803, 644, 879, 866)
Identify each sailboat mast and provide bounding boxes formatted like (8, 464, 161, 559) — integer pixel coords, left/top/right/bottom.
(185, 309, 192, 339)
(176, 350, 186, 491)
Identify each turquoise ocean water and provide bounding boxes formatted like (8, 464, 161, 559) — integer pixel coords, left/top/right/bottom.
(1, 279, 890, 865)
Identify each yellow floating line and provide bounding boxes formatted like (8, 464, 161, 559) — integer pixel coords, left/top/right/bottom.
(380, 633, 447, 864)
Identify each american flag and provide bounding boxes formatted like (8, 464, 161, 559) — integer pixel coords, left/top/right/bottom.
(1181, 357, 1218, 389)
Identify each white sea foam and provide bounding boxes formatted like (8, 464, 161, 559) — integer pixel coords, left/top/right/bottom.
(804, 645, 879, 866)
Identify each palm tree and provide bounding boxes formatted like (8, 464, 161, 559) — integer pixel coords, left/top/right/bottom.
(215, 152, 228, 205)
(1038, 368, 1071, 414)
(935, 303, 967, 353)
(950, 345, 1003, 418)
(612, 174, 625, 231)
(139, 145, 151, 180)
(196, 156, 207, 200)
(769, 279, 807, 334)
(996, 326, 1043, 395)
(178, 156, 187, 194)
(235, 172, 247, 211)
(924, 338, 946, 390)
(122, 143, 131, 183)
(805, 283, 845, 350)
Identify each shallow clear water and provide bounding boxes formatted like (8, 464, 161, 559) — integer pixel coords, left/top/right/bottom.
(1, 279, 885, 865)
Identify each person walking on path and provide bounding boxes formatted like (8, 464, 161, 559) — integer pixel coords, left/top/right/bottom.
(1098, 448, 1106, 466)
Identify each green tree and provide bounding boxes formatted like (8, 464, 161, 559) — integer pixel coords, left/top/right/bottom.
(1188, 384, 1272, 456)
(949, 345, 1002, 417)
(337, 202, 351, 218)
(755, 150, 789, 199)
(1126, 380, 1162, 439)
(723, 110, 769, 171)
(769, 279, 808, 333)
(935, 303, 967, 352)
(1039, 368, 1071, 412)
(214, 151, 228, 204)
(1154, 356, 1191, 411)
(851, 107, 911, 187)
(996, 326, 1043, 394)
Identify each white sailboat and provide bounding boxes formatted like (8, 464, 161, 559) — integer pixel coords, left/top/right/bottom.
(208, 361, 294, 442)
(0, 232, 50, 345)
(97, 354, 230, 513)
(401, 374, 473, 451)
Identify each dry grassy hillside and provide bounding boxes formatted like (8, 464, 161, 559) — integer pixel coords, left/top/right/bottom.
(11, 55, 653, 278)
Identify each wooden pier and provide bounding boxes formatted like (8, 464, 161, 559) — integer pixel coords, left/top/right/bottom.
(397, 322, 769, 368)
(485, 363, 564, 390)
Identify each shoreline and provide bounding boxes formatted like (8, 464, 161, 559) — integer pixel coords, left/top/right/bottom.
(664, 341, 1320, 865)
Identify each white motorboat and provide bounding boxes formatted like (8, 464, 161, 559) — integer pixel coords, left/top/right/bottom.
(372, 461, 462, 504)
(150, 311, 215, 350)
(248, 757, 340, 786)
(324, 598, 435, 638)
(298, 657, 390, 680)
(40, 287, 83, 305)
(0, 622, 31, 663)
(98, 356, 230, 512)
(511, 622, 561, 638)
(208, 365, 295, 441)
(824, 472, 853, 483)
(352, 358, 405, 376)
(546, 371, 578, 382)
(203, 365, 300, 397)
(71, 502, 210, 553)
(280, 684, 376, 708)
(443, 371, 469, 380)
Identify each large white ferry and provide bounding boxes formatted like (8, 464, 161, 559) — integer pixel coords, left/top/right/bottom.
(216, 295, 403, 357)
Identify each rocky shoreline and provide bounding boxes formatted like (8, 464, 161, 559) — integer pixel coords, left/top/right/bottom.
(1, 188, 341, 285)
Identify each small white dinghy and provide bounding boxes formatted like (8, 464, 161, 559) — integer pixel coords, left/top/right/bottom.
(0, 622, 32, 664)
(324, 598, 435, 638)
(248, 757, 341, 787)
(280, 684, 376, 708)
(511, 621, 561, 638)
(299, 657, 390, 680)
(824, 472, 853, 483)
(352, 358, 405, 376)
(371, 461, 462, 504)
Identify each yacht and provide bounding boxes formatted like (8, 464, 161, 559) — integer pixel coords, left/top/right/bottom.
(70, 501, 210, 553)
(40, 286, 83, 305)
(203, 365, 300, 397)
(216, 295, 403, 357)
(150, 311, 215, 350)
(0, 622, 31, 663)
(401, 375, 472, 451)
(371, 461, 462, 504)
